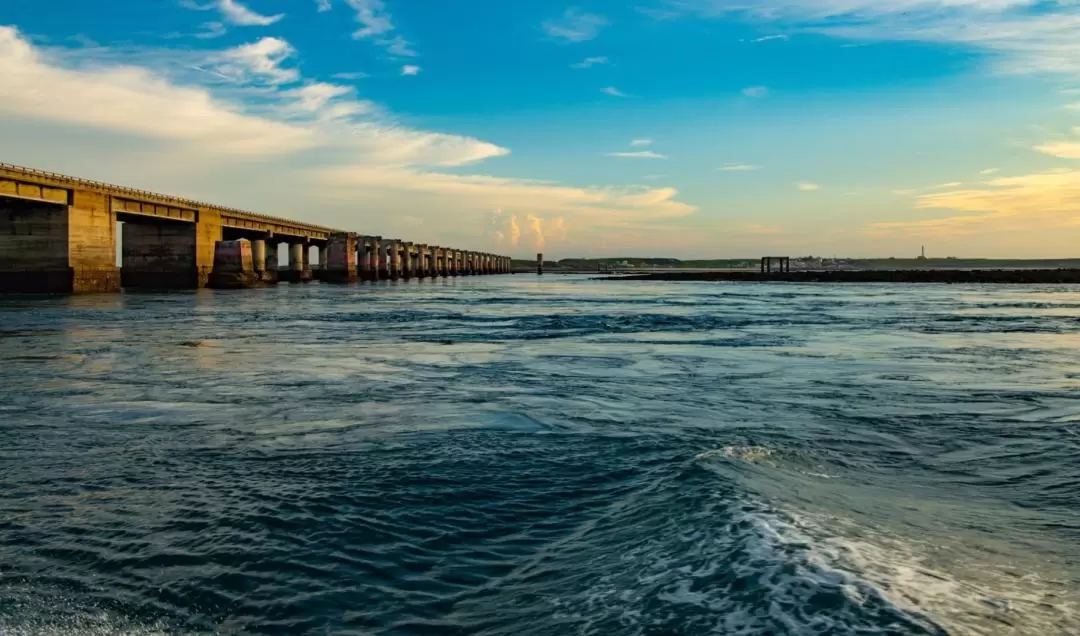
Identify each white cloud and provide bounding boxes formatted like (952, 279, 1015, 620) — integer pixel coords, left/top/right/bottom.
(742, 85, 768, 97)
(543, 8, 608, 42)
(602, 86, 629, 97)
(216, 0, 283, 26)
(684, 0, 1080, 75)
(344, 0, 418, 57)
(1068, 103, 1080, 111)
(979, 167, 1000, 175)
(0, 27, 311, 155)
(1036, 139, 1080, 159)
(719, 163, 760, 171)
(796, 181, 821, 191)
(332, 71, 369, 80)
(868, 170, 1080, 239)
(401, 64, 421, 76)
(213, 37, 299, 85)
(316, 0, 332, 11)
(570, 56, 609, 69)
(752, 34, 788, 42)
(607, 151, 668, 159)
(194, 21, 228, 39)
(0, 26, 696, 254)
(936, 181, 963, 188)
(892, 188, 918, 195)
(631, 138, 652, 147)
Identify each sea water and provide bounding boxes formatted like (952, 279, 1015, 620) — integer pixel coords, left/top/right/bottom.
(1, 277, 1077, 635)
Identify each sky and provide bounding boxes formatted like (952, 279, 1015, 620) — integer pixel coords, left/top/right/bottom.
(2, 0, 1080, 258)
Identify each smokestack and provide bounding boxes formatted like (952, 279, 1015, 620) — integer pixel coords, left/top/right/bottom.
(537, 253, 544, 276)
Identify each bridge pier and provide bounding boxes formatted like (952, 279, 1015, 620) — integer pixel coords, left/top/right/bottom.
(209, 239, 262, 289)
(281, 241, 312, 283)
(324, 232, 358, 283)
(0, 195, 120, 293)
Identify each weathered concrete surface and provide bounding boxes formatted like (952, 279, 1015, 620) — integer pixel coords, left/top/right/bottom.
(601, 270, 1080, 284)
(324, 232, 358, 283)
(281, 242, 312, 283)
(0, 196, 120, 293)
(209, 239, 263, 289)
(122, 220, 198, 289)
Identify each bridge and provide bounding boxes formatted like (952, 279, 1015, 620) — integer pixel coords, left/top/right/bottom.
(0, 163, 512, 293)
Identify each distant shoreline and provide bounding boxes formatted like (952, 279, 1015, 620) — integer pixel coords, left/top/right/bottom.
(592, 269, 1080, 284)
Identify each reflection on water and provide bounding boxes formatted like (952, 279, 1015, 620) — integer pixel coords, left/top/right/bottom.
(1, 277, 1078, 635)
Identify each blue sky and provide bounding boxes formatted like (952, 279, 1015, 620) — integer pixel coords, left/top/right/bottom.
(1, 0, 1079, 257)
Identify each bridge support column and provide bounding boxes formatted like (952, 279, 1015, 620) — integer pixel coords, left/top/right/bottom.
(364, 237, 381, 281)
(282, 241, 312, 283)
(209, 239, 261, 289)
(324, 232, 358, 284)
(401, 242, 414, 280)
(121, 209, 220, 290)
(0, 194, 120, 293)
(263, 241, 279, 283)
(315, 244, 328, 281)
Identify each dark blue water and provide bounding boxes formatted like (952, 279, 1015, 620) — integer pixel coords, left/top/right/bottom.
(1, 277, 1078, 635)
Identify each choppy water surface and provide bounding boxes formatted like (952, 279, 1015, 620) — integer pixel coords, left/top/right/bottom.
(1, 277, 1078, 635)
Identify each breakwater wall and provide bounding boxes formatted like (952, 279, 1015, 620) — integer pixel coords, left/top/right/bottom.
(603, 269, 1080, 284)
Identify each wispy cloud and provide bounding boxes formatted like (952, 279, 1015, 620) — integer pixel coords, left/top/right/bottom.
(796, 181, 821, 191)
(719, 163, 760, 171)
(316, 0, 332, 11)
(980, 167, 1000, 175)
(631, 138, 652, 147)
(681, 0, 1080, 75)
(752, 34, 788, 43)
(543, 8, 608, 42)
(892, 189, 917, 195)
(602, 86, 629, 97)
(936, 181, 963, 188)
(194, 21, 228, 39)
(570, 56, 608, 69)
(401, 64, 421, 76)
(742, 85, 768, 97)
(344, 0, 418, 57)
(867, 170, 1080, 238)
(332, 71, 369, 80)
(213, 37, 300, 85)
(0, 26, 697, 252)
(607, 151, 668, 159)
(217, 0, 283, 26)
(181, 0, 283, 27)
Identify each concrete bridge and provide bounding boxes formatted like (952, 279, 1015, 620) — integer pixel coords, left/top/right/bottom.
(0, 163, 512, 293)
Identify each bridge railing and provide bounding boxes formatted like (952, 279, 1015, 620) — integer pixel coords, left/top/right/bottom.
(0, 162, 337, 234)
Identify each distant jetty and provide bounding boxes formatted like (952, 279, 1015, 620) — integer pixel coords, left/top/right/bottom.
(598, 269, 1080, 284)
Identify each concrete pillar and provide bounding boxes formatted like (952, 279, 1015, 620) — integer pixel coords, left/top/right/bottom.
(0, 193, 121, 293)
(318, 244, 328, 270)
(252, 239, 267, 272)
(537, 253, 544, 275)
(325, 232, 358, 283)
(402, 242, 414, 279)
(371, 236, 383, 281)
(358, 237, 371, 280)
(429, 246, 439, 278)
(263, 241, 279, 283)
(209, 239, 261, 288)
(283, 241, 312, 283)
(385, 240, 400, 280)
